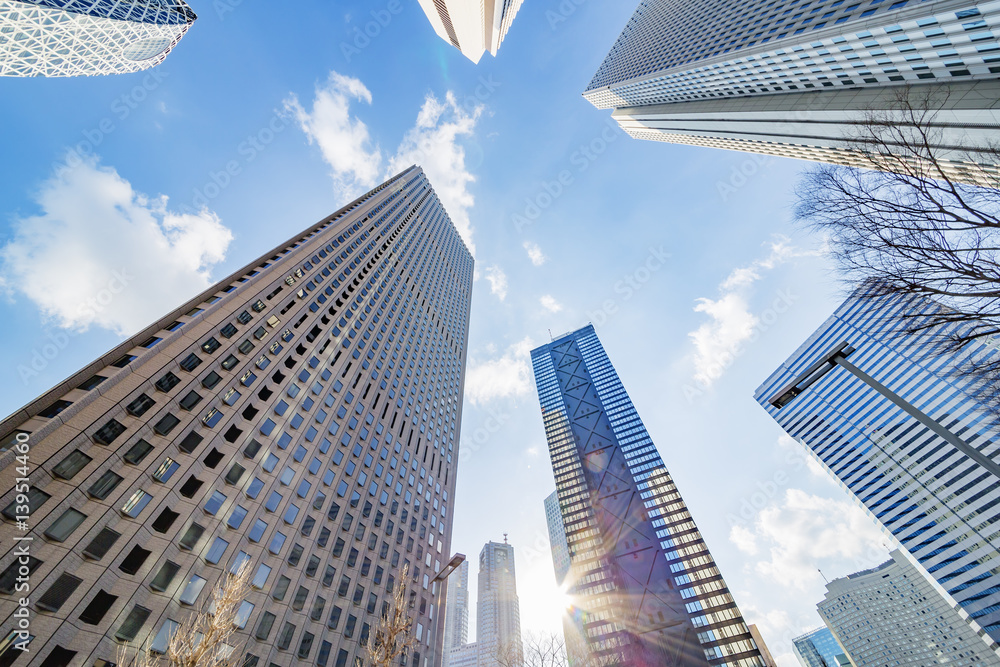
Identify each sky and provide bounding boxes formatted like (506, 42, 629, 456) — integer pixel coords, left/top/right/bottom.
(0, 1, 899, 665)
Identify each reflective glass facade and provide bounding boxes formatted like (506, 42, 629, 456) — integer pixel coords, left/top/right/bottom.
(1, 0, 196, 77)
(792, 626, 850, 667)
(0, 165, 473, 667)
(755, 293, 1000, 648)
(532, 325, 763, 667)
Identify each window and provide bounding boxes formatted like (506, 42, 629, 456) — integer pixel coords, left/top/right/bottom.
(255, 612, 276, 640)
(265, 491, 282, 512)
(249, 519, 267, 543)
(179, 523, 204, 550)
(79, 590, 117, 625)
(246, 477, 264, 499)
(44, 509, 86, 542)
(276, 622, 296, 651)
(204, 491, 227, 515)
(225, 463, 246, 485)
(151, 507, 179, 533)
(180, 353, 202, 372)
(202, 337, 221, 354)
(39, 399, 72, 418)
(86, 470, 123, 500)
(153, 414, 180, 436)
(292, 586, 308, 610)
(83, 527, 121, 560)
(115, 605, 151, 642)
(126, 394, 156, 417)
(202, 371, 222, 389)
(51, 450, 91, 479)
(238, 340, 255, 355)
(118, 545, 151, 575)
(252, 564, 272, 588)
(78, 374, 106, 391)
(150, 619, 180, 654)
(36, 572, 83, 612)
(178, 431, 203, 453)
(179, 575, 207, 604)
(268, 531, 287, 554)
(179, 391, 203, 411)
(149, 561, 181, 591)
(203, 448, 224, 468)
(179, 476, 203, 498)
(243, 439, 262, 458)
(222, 354, 239, 370)
(288, 544, 304, 567)
(228, 505, 249, 529)
(235, 601, 254, 629)
(93, 419, 126, 445)
(123, 439, 154, 464)
(155, 372, 180, 392)
(272, 576, 291, 601)
(121, 490, 152, 518)
(152, 458, 180, 483)
(206, 537, 229, 564)
(221, 323, 238, 338)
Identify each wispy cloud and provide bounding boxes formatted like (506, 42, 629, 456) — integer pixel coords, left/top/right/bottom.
(523, 241, 546, 266)
(539, 295, 562, 313)
(287, 71, 483, 254)
(465, 337, 536, 405)
(0, 157, 232, 337)
(484, 265, 508, 301)
(688, 236, 818, 387)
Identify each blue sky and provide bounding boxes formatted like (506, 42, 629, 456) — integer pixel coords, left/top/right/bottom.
(0, 1, 898, 664)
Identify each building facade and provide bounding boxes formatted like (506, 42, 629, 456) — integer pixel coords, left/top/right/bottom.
(584, 0, 1000, 182)
(416, 0, 525, 63)
(544, 490, 571, 585)
(0, 165, 474, 667)
(531, 325, 763, 667)
(747, 626, 777, 667)
(819, 550, 1000, 666)
(755, 292, 1000, 648)
(0, 0, 196, 77)
(792, 626, 852, 667)
(443, 559, 471, 666)
(476, 539, 523, 667)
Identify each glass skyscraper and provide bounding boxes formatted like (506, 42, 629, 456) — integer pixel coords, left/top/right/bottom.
(443, 559, 471, 666)
(532, 325, 763, 667)
(0, 0, 197, 77)
(792, 626, 851, 667)
(584, 0, 1000, 183)
(755, 292, 1000, 648)
(0, 166, 473, 667)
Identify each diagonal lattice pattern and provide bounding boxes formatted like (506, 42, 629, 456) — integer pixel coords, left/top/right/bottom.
(0, 0, 195, 77)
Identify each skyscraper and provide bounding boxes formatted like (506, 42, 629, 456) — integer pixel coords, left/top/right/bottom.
(755, 292, 1000, 646)
(416, 0, 525, 63)
(747, 626, 777, 667)
(531, 325, 764, 667)
(476, 539, 523, 667)
(584, 0, 1000, 181)
(443, 559, 472, 666)
(544, 490, 571, 585)
(792, 626, 852, 667)
(818, 550, 1000, 666)
(0, 0, 196, 77)
(0, 166, 473, 667)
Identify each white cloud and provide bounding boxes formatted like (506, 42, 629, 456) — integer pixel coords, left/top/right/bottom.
(688, 236, 819, 387)
(777, 433, 829, 479)
(539, 295, 562, 313)
(483, 265, 508, 301)
(465, 337, 535, 405)
(0, 157, 233, 337)
(287, 72, 483, 255)
(284, 71, 382, 199)
(730, 524, 759, 555)
(386, 92, 481, 255)
(523, 241, 546, 266)
(741, 489, 887, 591)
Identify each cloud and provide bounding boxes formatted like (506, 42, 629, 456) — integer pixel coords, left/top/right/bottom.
(523, 241, 546, 266)
(738, 489, 887, 591)
(284, 71, 382, 200)
(386, 92, 481, 255)
(288, 72, 483, 255)
(0, 157, 233, 336)
(483, 265, 508, 301)
(688, 236, 818, 387)
(465, 337, 535, 405)
(539, 295, 562, 313)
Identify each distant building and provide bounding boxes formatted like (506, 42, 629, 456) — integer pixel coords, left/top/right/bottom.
(477, 539, 523, 667)
(756, 292, 1000, 644)
(584, 0, 1000, 183)
(448, 642, 479, 667)
(1, 0, 196, 77)
(416, 0, 525, 63)
(532, 325, 764, 666)
(793, 626, 852, 667)
(543, 491, 570, 585)
(819, 550, 1000, 666)
(443, 560, 471, 666)
(749, 625, 778, 667)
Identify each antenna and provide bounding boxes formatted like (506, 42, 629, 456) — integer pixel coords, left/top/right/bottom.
(503, 532, 508, 544)
(548, 329, 553, 341)
(818, 568, 829, 584)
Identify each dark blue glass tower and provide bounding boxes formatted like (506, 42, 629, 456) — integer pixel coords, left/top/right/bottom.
(532, 326, 763, 667)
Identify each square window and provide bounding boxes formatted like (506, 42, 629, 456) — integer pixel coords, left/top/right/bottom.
(121, 490, 152, 518)
(205, 537, 229, 563)
(88, 470, 124, 499)
(44, 509, 87, 542)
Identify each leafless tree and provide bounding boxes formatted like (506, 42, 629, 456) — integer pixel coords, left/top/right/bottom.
(118, 560, 254, 667)
(794, 84, 1000, 390)
(365, 564, 417, 667)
